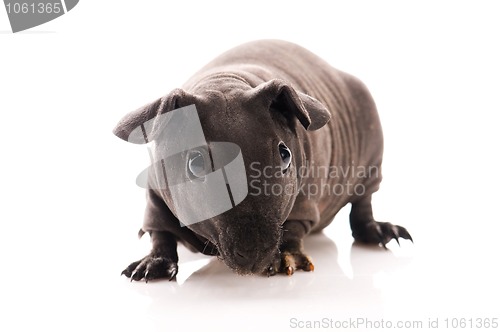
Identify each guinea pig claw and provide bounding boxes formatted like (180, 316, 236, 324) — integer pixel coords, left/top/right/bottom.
(398, 227, 413, 243)
(121, 255, 179, 282)
(353, 221, 413, 248)
(167, 266, 178, 281)
(274, 249, 315, 275)
(121, 260, 140, 278)
(304, 262, 315, 272)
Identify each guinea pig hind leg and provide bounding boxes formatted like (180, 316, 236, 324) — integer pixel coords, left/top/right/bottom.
(349, 195, 413, 248)
(268, 220, 315, 276)
(121, 231, 179, 282)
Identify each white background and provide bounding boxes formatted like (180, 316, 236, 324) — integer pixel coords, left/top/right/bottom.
(1, 1, 499, 331)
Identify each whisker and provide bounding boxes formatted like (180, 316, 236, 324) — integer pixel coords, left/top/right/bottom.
(202, 240, 210, 255)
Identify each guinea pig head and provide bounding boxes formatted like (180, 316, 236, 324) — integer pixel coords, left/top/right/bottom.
(113, 78, 330, 275)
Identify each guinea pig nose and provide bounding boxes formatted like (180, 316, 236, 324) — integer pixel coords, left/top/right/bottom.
(233, 250, 253, 268)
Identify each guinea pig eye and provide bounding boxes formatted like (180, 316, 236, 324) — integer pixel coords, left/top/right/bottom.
(278, 143, 292, 173)
(187, 150, 206, 180)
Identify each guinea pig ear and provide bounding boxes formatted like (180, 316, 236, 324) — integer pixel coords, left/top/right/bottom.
(259, 79, 331, 131)
(113, 88, 194, 144)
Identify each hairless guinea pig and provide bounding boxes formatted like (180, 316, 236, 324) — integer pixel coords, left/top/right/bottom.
(114, 39, 412, 281)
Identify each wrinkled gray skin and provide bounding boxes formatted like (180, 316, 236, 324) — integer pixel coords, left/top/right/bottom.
(114, 40, 412, 281)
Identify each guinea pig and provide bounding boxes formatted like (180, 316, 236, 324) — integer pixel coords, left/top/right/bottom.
(114, 40, 412, 281)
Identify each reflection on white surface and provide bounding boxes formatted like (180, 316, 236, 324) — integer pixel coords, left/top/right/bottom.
(96, 217, 497, 332)
(86, 207, 496, 332)
(114, 230, 417, 331)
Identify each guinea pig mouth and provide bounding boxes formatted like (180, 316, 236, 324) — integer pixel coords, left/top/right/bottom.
(218, 243, 279, 275)
(212, 215, 283, 275)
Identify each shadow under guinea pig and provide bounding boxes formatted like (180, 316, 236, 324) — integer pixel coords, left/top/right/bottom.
(123, 232, 413, 330)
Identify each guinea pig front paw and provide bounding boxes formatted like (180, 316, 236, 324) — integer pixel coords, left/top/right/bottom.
(353, 221, 413, 248)
(121, 255, 178, 282)
(267, 250, 315, 276)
